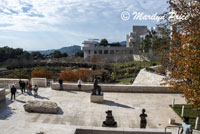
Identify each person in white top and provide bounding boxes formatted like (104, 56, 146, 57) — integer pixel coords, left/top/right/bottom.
(77, 79, 82, 90)
(181, 117, 193, 134)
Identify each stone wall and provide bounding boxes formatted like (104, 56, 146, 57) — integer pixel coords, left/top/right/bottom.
(51, 82, 178, 93)
(133, 69, 166, 86)
(31, 78, 47, 87)
(75, 128, 171, 134)
(0, 78, 29, 88)
(0, 88, 5, 102)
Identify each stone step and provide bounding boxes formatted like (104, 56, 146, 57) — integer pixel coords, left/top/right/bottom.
(2, 120, 200, 134)
(0, 120, 178, 134)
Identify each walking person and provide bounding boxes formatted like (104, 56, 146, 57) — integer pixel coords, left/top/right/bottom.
(10, 85, 16, 101)
(180, 117, 193, 134)
(33, 85, 38, 97)
(27, 82, 32, 95)
(77, 78, 82, 90)
(21, 81, 26, 93)
(140, 109, 148, 128)
(19, 79, 23, 94)
(58, 77, 63, 90)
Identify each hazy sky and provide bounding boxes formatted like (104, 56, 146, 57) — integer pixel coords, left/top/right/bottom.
(0, 0, 169, 50)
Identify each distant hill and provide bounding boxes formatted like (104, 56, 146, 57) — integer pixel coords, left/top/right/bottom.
(29, 45, 81, 56)
(29, 41, 126, 56)
(111, 41, 126, 46)
(120, 41, 126, 45)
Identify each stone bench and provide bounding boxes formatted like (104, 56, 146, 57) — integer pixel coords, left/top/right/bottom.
(24, 101, 59, 114)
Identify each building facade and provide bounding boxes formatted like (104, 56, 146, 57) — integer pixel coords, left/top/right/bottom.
(126, 26, 148, 51)
(82, 39, 137, 61)
(82, 26, 147, 61)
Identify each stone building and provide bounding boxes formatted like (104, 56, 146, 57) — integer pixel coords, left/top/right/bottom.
(82, 25, 148, 61)
(126, 26, 148, 51)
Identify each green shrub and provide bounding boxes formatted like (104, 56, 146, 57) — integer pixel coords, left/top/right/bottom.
(145, 67, 155, 73)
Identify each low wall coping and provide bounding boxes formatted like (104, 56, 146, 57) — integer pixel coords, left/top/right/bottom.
(31, 78, 47, 80)
(75, 127, 172, 134)
(53, 82, 170, 87)
(0, 78, 29, 80)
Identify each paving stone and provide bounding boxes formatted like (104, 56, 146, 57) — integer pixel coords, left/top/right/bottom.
(0, 87, 187, 133)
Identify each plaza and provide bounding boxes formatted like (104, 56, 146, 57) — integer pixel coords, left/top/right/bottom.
(0, 86, 187, 134)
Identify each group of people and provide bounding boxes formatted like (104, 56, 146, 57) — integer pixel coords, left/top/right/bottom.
(26, 82, 38, 97)
(10, 80, 39, 101)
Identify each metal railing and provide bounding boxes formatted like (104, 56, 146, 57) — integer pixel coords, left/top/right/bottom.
(165, 125, 182, 134)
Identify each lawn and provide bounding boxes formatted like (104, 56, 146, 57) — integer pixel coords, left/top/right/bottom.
(113, 61, 156, 84)
(117, 77, 134, 84)
(170, 104, 200, 130)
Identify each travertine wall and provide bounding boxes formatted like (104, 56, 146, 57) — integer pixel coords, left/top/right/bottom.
(75, 128, 171, 134)
(31, 78, 47, 87)
(0, 78, 29, 88)
(51, 82, 178, 93)
(133, 69, 166, 86)
(0, 88, 5, 102)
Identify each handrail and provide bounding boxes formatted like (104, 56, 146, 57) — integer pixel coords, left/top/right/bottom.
(165, 125, 182, 134)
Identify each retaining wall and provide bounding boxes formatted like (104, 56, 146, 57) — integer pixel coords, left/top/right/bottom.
(51, 82, 178, 93)
(0, 78, 29, 88)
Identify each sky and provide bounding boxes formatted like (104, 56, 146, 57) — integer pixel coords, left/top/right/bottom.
(0, 0, 169, 51)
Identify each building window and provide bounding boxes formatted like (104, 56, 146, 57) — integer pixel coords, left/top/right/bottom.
(104, 50, 108, 54)
(110, 50, 114, 54)
(88, 50, 90, 54)
(94, 51, 97, 54)
(129, 50, 132, 54)
(99, 50, 102, 54)
(116, 50, 120, 54)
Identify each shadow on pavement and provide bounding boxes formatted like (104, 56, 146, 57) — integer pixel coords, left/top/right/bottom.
(15, 99, 26, 103)
(0, 98, 15, 120)
(34, 95, 49, 100)
(58, 107, 64, 115)
(103, 99, 134, 109)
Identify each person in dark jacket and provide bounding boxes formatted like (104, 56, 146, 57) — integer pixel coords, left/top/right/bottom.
(33, 85, 38, 97)
(58, 77, 63, 90)
(11, 85, 17, 101)
(21, 81, 26, 93)
(19, 79, 23, 94)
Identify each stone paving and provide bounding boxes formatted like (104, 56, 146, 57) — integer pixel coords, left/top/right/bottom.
(0, 87, 186, 130)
